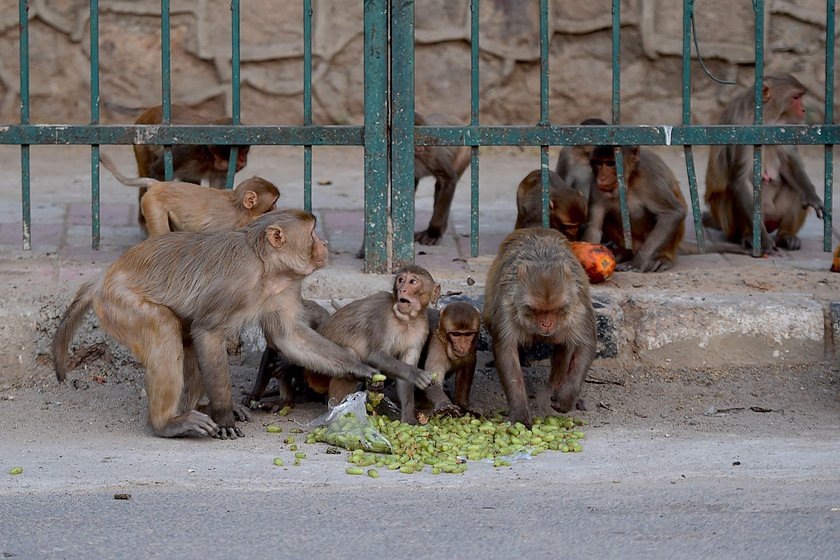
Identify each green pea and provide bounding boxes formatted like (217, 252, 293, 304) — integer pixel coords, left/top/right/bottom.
(265, 424, 283, 433)
(367, 469, 380, 479)
(346, 467, 365, 475)
(278, 406, 292, 417)
(8, 467, 23, 475)
(371, 374, 387, 383)
(273, 457, 284, 467)
(284, 436, 295, 444)
(295, 452, 306, 459)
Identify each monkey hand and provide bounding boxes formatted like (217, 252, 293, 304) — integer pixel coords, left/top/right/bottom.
(232, 402, 253, 422)
(413, 368, 435, 389)
(431, 402, 463, 419)
(802, 194, 824, 219)
(214, 425, 245, 440)
(617, 256, 673, 273)
(351, 363, 378, 380)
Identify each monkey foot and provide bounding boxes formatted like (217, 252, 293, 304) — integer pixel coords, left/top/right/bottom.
(213, 425, 245, 440)
(430, 403, 463, 418)
(775, 233, 801, 251)
(414, 229, 443, 246)
(232, 403, 253, 422)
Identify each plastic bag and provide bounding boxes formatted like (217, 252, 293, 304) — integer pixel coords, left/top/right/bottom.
(309, 391, 393, 453)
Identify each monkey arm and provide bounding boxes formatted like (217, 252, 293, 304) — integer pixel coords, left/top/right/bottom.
(733, 166, 776, 252)
(261, 311, 377, 381)
(779, 149, 824, 218)
(190, 328, 241, 439)
(366, 350, 433, 389)
(581, 194, 606, 244)
(491, 336, 531, 428)
(627, 199, 686, 272)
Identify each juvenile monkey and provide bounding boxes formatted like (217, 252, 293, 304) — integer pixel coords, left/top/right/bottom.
(100, 152, 279, 237)
(316, 265, 439, 424)
(704, 73, 824, 252)
(483, 228, 597, 428)
(420, 301, 481, 414)
(515, 169, 588, 240)
(555, 117, 608, 200)
(583, 145, 687, 272)
(52, 210, 377, 439)
(132, 104, 251, 227)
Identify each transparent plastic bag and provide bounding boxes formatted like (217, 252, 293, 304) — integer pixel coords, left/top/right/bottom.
(309, 391, 393, 453)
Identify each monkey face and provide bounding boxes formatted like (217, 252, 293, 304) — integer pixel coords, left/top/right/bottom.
(445, 331, 477, 359)
(591, 157, 618, 194)
(394, 272, 425, 318)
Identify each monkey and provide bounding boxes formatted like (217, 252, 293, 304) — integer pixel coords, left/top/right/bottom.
(419, 301, 481, 414)
(555, 117, 608, 200)
(100, 152, 279, 237)
(582, 145, 687, 272)
(132, 104, 251, 228)
(514, 169, 588, 241)
(312, 265, 439, 424)
(52, 210, 380, 439)
(483, 228, 597, 428)
(704, 73, 824, 253)
(244, 300, 332, 412)
(356, 113, 470, 257)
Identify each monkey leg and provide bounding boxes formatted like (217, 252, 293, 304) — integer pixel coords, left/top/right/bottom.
(770, 186, 808, 251)
(548, 342, 593, 413)
(191, 329, 243, 439)
(452, 365, 475, 412)
(492, 340, 531, 428)
(415, 179, 455, 245)
(397, 379, 418, 424)
(243, 347, 297, 411)
(422, 382, 462, 418)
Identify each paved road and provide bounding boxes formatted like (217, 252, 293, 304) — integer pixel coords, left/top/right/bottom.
(2, 430, 838, 559)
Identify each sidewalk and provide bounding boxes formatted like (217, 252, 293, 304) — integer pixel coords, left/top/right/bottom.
(0, 144, 837, 381)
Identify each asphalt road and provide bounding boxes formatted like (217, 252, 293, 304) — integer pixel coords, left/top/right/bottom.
(2, 430, 839, 560)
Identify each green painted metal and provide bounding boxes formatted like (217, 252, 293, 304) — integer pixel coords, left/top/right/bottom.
(681, 0, 705, 252)
(469, 0, 480, 258)
(751, 0, 765, 257)
(611, 0, 632, 251)
(824, 0, 835, 251)
(161, 0, 173, 180)
(363, 0, 389, 273)
(390, 0, 416, 269)
(539, 0, 550, 228)
(90, 0, 100, 250)
(303, 0, 313, 213)
(18, 0, 31, 251)
(225, 0, 241, 190)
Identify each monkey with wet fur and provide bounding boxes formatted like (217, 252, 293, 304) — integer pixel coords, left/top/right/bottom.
(52, 210, 378, 439)
(419, 301, 481, 414)
(100, 152, 279, 237)
(483, 228, 597, 428)
(704, 73, 824, 252)
(515, 169, 588, 240)
(583, 145, 687, 272)
(313, 265, 438, 424)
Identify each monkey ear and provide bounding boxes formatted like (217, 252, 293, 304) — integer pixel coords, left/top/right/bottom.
(243, 191, 258, 209)
(549, 199, 556, 211)
(266, 225, 286, 248)
(431, 284, 441, 305)
(762, 83, 771, 103)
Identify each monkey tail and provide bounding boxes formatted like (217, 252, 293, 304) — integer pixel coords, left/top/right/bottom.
(52, 280, 97, 382)
(99, 151, 157, 188)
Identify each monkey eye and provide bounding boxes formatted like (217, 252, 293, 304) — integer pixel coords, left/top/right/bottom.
(602, 161, 616, 168)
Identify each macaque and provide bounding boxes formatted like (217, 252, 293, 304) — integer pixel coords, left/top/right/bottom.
(583, 145, 687, 272)
(357, 113, 470, 257)
(514, 169, 588, 240)
(555, 117, 608, 199)
(100, 152, 279, 237)
(315, 265, 439, 424)
(245, 300, 332, 412)
(133, 104, 251, 227)
(420, 301, 481, 414)
(52, 210, 377, 439)
(483, 228, 597, 428)
(704, 73, 824, 252)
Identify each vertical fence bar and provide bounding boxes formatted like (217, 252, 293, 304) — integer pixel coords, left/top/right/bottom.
(612, 0, 632, 250)
(751, 0, 765, 256)
(18, 0, 31, 251)
(391, 0, 416, 269)
(161, 0, 173, 180)
(823, 0, 835, 251)
(303, 0, 313, 212)
(90, 0, 101, 249)
(681, 0, 705, 252)
(363, 0, 390, 273)
(225, 0, 241, 189)
(469, 0, 480, 257)
(539, 0, 550, 228)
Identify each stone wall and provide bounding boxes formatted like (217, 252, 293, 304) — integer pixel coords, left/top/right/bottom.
(0, 0, 836, 126)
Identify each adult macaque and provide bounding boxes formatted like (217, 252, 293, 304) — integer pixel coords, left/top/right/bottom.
(583, 145, 687, 272)
(316, 265, 439, 424)
(245, 300, 332, 412)
(356, 113, 469, 257)
(704, 73, 824, 252)
(420, 302, 481, 414)
(133, 104, 251, 227)
(555, 117, 608, 199)
(52, 210, 377, 439)
(514, 169, 588, 240)
(100, 152, 279, 237)
(483, 228, 597, 428)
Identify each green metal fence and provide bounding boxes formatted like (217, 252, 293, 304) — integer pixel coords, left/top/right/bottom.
(1, 0, 838, 273)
